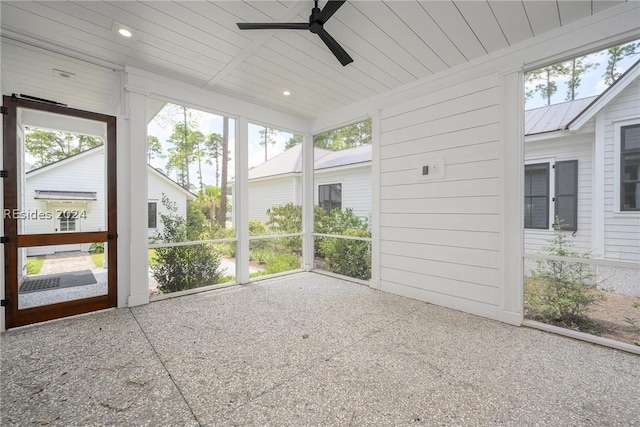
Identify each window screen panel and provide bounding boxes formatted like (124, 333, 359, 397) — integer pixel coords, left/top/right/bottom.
(622, 125, 640, 151)
(318, 183, 342, 213)
(530, 196, 549, 228)
(524, 164, 549, 229)
(622, 153, 640, 181)
(529, 169, 548, 196)
(622, 183, 639, 210)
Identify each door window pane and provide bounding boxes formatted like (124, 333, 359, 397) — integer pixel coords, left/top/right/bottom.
(17, 109, 107, 235)
(18, 242, 108, 309)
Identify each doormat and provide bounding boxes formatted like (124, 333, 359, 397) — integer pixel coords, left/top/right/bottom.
(19, 277, 60, 293)
(19, 270, 97, 294)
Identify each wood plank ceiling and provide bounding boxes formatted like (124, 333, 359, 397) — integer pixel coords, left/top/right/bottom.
(0, 1, 628, 119)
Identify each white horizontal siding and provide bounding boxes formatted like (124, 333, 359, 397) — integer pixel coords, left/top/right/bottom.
(602, 78, 640, 262)
(247, 177, 297, 223)
(147, 170, 190, 240)
(25, 150, 106, 255)
(246, 165, 372, 226)
(524, 135, 593, 255)
(315, 166, 371, 224)
(378, 73, 501, 319)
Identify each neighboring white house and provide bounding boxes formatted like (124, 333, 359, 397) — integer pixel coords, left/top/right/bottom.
(524, 61, 640, 294)
(242, 144, 372, 224)
(24, 145, 195, 255)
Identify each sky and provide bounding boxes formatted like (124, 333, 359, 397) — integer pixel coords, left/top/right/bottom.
(147, 105, 297, 188)
(525, 41, 639, 110)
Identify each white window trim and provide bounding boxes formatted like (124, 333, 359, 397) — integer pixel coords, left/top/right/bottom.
(524, 158, 555, 231)
(613, 118, 640, 215)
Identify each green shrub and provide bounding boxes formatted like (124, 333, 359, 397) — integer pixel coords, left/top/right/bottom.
(264, 253, 300, 275)
(266, 204, 302, 234)
(89, 242, 104, 253)
(26, 257, 45, 275)
(212, 227, 236, 258)
(266, 204, 303, 255)
(151, 195, 223, 293)
(250, 253, 300, 278)
(250, 203, 370, 279)
(314, 207, 369, 259)
(319, 229, 371, 280)
(525, 221, 605, 326)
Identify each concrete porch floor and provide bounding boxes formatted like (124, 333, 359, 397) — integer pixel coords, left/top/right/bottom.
(1, 273, 638, 426)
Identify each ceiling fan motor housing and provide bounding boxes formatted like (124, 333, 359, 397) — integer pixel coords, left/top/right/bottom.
(309, 7, 322, 34)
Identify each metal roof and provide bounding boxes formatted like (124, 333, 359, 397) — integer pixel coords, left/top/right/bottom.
(248, 144, 372, 180)
(314, 145, 371, 170)
(524, 96, 597, 136)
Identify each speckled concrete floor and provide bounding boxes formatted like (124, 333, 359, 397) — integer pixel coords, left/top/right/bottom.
(1, 272, 639, 426)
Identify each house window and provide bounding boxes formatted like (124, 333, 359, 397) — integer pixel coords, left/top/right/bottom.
(58, 211, 77, 232)
(554, 160, 578, 231)
(318, 183, 342, 214)
(524, 160, 578, 231)
(524, 164, 549, 229)
(148, 202, 157, 228)
(621, 124, 640, 211)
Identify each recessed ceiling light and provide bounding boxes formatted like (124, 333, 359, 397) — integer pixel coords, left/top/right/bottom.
(283, 90, 291, 96)
(112, 22, 136, 39)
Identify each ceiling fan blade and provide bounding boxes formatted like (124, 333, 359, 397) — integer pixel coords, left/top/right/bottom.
(317, 28, 353, 66)
(319, 0, 346, 24)
(237, 22, 309, 30)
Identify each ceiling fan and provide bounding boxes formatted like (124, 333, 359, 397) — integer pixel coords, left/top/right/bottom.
(237, 0, 353, 66)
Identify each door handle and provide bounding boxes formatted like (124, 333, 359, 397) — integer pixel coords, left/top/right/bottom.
(107, 234, 118, 240)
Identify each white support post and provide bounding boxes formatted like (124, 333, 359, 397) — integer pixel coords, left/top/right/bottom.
(369, 112, 381, 289)
(236, 117, 250, 284)
(302, 134, 314, 271)
(498, 69, 524, 326)
(126, 89, 149, 307)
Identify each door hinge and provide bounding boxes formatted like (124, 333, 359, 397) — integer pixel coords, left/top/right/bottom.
(0, 299, 9, 307)
(0, 106, 8, 115)
(0, 170, 8, 178)
(0, 236, 10, 243)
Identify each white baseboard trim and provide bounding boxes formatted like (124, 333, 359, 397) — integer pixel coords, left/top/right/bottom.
(498, 310, 523, 326)
(523, 319, 640, 355)
(127, 293, 149, 307)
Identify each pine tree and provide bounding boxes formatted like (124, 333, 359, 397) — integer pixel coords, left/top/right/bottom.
(603, 42, 638, 85)
(564, 57, 597, 101)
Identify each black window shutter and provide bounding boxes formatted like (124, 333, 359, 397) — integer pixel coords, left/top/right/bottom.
(554, 160, 578, 231)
